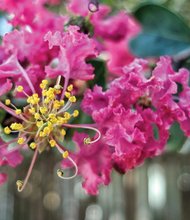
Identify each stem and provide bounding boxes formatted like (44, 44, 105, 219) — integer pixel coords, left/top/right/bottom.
(17, 146, 38, 192)
(55, 143, 78, 180)
(63, 123, 101, 144)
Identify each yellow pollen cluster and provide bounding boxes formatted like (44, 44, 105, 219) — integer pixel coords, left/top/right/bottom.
(3, 78, 79, 152)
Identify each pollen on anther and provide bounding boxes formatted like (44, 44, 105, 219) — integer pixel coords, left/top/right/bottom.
(4, 126, 11, 134)
(73, 110, 79, 117)
(67, 84, 73, 92)
(16, 86, 23, 92)
(84, 137, 91, 145)
(49, 139, 56, 147)
(61, 129, 66, 136)
(30, 142, 37, 149)
(62, 151, 69, 159)
(69, 96, 76, 103)
(15, 109, 22, 115)
(16, 180, 23, 191)
(17, 137, 25, 145)
(5, 99, 11, 105)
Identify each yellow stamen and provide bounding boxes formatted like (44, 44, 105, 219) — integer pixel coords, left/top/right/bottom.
(4, 126, 11, 134)
(5, 99, 11, 105)
(65, 92, 71, 98)
(53, 100, 61, 109)
(16, 86, 23, 92)
(67, 84, 73, 92)
(39, 107, 47, 114)
(30, 142, 37, 149)
(62, 151, 69, 159)
(10, 123, 23, 130)
(69, 96, 76, 103)
(17, 137, 25, 145)
(49, 139, 56, 147)
(64, 112, 71, 120)
(36, 120, 43, 128)
(84, 137, 91, 145)
(29, 107, 36, 114)
(16, 180, 23, 191)
(15, 109, 22, 115)
(34, 113, 40, 120)
(61, 129, 66, 136)
(73, 110, 79, 117)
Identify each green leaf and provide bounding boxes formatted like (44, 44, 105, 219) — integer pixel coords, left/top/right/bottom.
(167, 122, 186, 152)
(88, 58, 107, 90)
(130, 4, 190, 57)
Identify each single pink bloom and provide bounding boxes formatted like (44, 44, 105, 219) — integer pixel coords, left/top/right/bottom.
(44, 26, 98, 81)
(63, 132, 112, 195)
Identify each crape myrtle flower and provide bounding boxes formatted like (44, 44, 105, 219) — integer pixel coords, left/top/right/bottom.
(0, 0, 67, 31)
(82, 57, 190, 172)
(62, 132, 112, 195)
(0, 24, 97, 95)
(0, 76, 101, 192)
(44, 25, 98, 95)
(67, 1, 140, 75)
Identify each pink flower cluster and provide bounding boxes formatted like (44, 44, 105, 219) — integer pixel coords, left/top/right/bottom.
(68, 0, 140, 75)
(1, 0, 190, 196)
(78, 57, 190, 193)
(0, 0, 98, 188)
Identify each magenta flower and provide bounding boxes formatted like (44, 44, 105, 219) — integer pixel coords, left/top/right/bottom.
(0, 73, 101, 191)
(90, 5, 141, 74)
(44, 26, 98, 91)
(63, 132, 112, 195)
(82, 56, 190, 172)
(0, 0, 66, 30)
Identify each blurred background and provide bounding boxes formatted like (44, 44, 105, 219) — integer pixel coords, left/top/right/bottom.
(1, 150, 190, 220)
(1, 0, 190, 219)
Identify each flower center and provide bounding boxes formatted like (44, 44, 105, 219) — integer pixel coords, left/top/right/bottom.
(2, 76, 101, 192)
(4, 79, 79, 152)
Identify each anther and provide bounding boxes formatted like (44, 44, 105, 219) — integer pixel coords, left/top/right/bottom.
(17, 137, 25, 145)
(4, 126, 11, 134)
(49, 139, 56, 147)
(5, 99, 11, 105)
(16, 180, 23, 192)
(84, 137, 91, 145)
(30, 142, 37, 149)
(73, 110, 79, 117)
(61, 129, 66, 136)
(67, 84, 73, 92)
(16, 86, 24, 92)
(15, 109, 22, 115)
(57, 169, 64, 177)
(65, 92, 71, 98)
(62, 151, 69, 159)
(69, 96, 76, 103)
